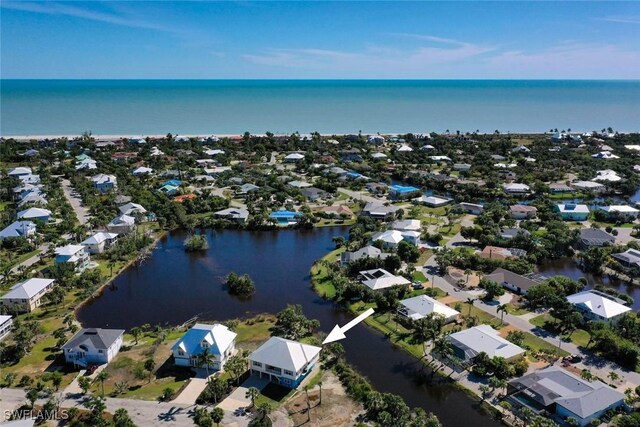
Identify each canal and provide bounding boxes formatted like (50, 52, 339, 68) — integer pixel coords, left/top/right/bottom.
(77, 227, 499, 427)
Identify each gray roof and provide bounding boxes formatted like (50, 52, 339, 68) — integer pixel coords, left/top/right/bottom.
(508, 366, 625, 418)
(579, 228, 615, 246)
(300, 187, 326, 199)
(62, 328, 124, 352)
(341, 245, 386, 264)
(485, 268, 540, 292)
(362, 202, 400, 217)
(500, 227, 531, 239)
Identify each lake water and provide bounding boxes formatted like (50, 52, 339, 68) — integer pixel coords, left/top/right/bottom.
(2, 79, 639, 135)
(537, 258, 640, 310)
(77, 228, 499, 427)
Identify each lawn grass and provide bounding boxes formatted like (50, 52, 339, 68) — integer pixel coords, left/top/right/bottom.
(505, 303, 530, 316)
(530, 313, 591, 348)
(519, 331, 569, 357)
(417, 250, 433, 265)
(2, 249, 40, 271)
(412, 271, 427, 282)
(310, 247, 345, 299)
(121, 377, 188, 400)
(315, 219, 356, 228)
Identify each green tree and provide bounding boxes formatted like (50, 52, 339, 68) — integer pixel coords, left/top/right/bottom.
(196, 347, 215, 377)
(210, 407, 224, 427)
(130, 327, 142, 345)
(245, 386, 260, 408)
(94, 370, 109, 396)
(113, 408, 137, 427)
(225, 354, 247, 385)
(78, 376, 92, 394)
(271, 304, 320, 340)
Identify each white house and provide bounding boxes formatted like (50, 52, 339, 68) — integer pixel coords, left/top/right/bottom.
(249, 337, 321, 389)
(172, 323, 237, 372)
(119, 202, 147, 217)
(214, 207, 249, 223)
(510, 205, 538, 220)
(592, 151, 619, 159)
(17, 207, 52, 222)
(430, 155, 452, 162)
(359, 268, 411, 290)
(0, 278, 55, 313)
(0, 221, 36, 241)
(107, 214, 136, 234)
(81, 232, 119, 254)
(503, 183, 530, 194)
(75, 158, 98, 170)
(132, 166, 153, 176)
(413, 195, 452, 207)
(62, 328, 125, 368)
(593, 169, 622, 182)
(398, 295, 459, 323)
(571, 181, 605, 192)
(556, 204, 589, 221)
(8, 166, 32, 177)
(0, 315, 13, 341)
(397, 144, 413, 152)
(284, 153, 305, 163)
(55, 244, 90, 271)
(567, 290, 631, 324)
(596, 205, 640, 220)
(447, 325, 525, 362)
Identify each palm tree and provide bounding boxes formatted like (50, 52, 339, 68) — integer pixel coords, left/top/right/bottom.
(94, 370, 109, 397)
(497, 304, 508, 324)
(245, 386, 259, 408)
(196, 347, 215, 377)
(304, 385, 311, 421)
(608, 371, 619, 383)
(465, 298, 476, 316)
(464, 269, 472, 285)
(318, 380, 323, 406)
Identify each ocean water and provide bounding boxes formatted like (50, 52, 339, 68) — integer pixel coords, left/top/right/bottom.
(1, 79, 639, 136)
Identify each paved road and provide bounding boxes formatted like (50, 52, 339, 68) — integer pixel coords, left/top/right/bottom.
(60, 178, 91, 225)
(422, 233, 640, 389)
(614, 227, 638, 245)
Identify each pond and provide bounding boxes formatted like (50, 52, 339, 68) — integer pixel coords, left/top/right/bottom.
(537, 258, 640, 310)
(77, 227, 499, 427)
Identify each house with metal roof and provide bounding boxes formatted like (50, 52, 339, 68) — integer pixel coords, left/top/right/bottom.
(612, 248, 640, 272)
(358, 268, 411, 290)
(556, 204, 589, 221)
(17, 207, 52, 222)
(398, 295, 459, 323)
(503, 183, 530, 194)
(91, 174, 117, 193)
(107, 214, 136, 234)
(455, 202, 484, 215)
(172, 324, 237, 372)
(510, 204, 538, 220)
(0, 278, 55, 313)
(361, 203, 400, 220)
(340, 245, 389, 266)
(8, 166, 33, 177)
(447, 325, 525, 362)
(284, 153, 305, 162)
(249, 337, 321, 388)
(81, 232, 119, 254)
(214, 207, 249, 223)
(596, 205, 640, 220)
(389, 185, 421, 200)
(413, 195, 453, 207)
(62, 328, 125, 368)
(0, 221, 36, 241)
(118, 202, 147, 217)
(566, 290, 631, 324)
(507, 366, 625, 427)
(55, 244, 90, 271)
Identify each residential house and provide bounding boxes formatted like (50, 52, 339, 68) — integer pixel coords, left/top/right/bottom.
(499, 227, 531, 240)
(455, 202, 484, 215)
(503, 183, 530, 194)
(430, 155, 452, 162)
(398, 295, 460, 323)
(159, 184, 179, 196)
(367, 135, 385, 145)
(593, 169, 622, 182)
(81, 232, 119, 254)
(413, 195, 453, 207)
(172, 323, 237, 372)
(372, 230, 404, 248)
(55, 244, 90, 271)
(359, 268, 411, 290)
(612, 249, 640, 273)
(371, 152, 387, 160)
(18, 174, 41, 185)
(571, 181, 605, 193)
(91, 174, 117, 193)
(8, 166, 32, 177)
(397, 144, 413, 152)
(62, 328, 125, 368)
(17, 207, 52, 222)
(592, 151, 619, 159)
(556, 204, 589, 221)
(119, 202, 147, 217)
(596, 205, 640, 220)
(447, 325, 525, 362)
(0, 278, 55, 313)
(132, 166, 153, 176)
(75, 158, 97, 170)
(507, 366, 626, 427)
(479, 246, 527, 260)
(107, 214, 136, 234)
(510, 205, 538, 220)
(249, 337, 321, 389)
(0, 315, 13, 341)
(300, 187, 327, 201)
(319, 205, 354, 219)
(579, 228, 615, 248)
(214, 208, 250, 223)
(0, 221, 36, 241)
(236, 183, 260, 196)
(453, 163, 472, 172)
(340, 245, 388, 266)
(567, 290, 631, 324)
(549, 183, 573, 194)
(361, 203, 399, 220)
(392, 219, 421, 232)
(284, 153, 305, 163)
(389, 185, 421, 200)
(18, 192, 48, 208)
(270, 211, 303, 225)
(484, 268, 541, 295)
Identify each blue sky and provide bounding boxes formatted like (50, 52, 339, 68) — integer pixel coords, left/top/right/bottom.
(1, 1, 639, 79)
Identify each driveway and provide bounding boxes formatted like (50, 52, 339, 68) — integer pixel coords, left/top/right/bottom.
(172, 378, 208, 405)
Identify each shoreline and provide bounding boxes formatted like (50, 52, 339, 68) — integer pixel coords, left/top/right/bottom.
(0, 131, 617, 140)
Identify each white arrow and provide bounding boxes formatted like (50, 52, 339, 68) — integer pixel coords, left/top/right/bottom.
(322, 307, 375, 344)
